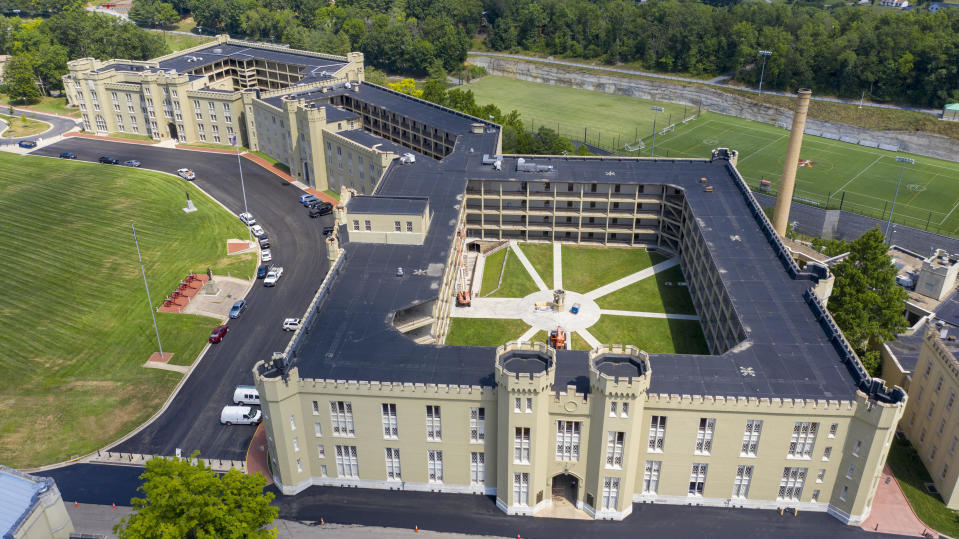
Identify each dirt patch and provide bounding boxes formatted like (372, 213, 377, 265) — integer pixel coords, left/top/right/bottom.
(147, 352, 174, 363)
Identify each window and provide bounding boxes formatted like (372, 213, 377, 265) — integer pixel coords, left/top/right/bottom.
(208, 101, 216, 113)
(846, 464, 855, 479)
(839, 486, 848, 501)
(950, 436, 958, 455)
(385, 448, 401, 480)
(289, 415, 296, 431)
(947, 391, 956, 411)
(292, 437, 299, 452)
(816, 469, 825, 483)
(226, 126, 234, 137)
(95, 115, 107, 132)
(427, 450, 443, 482)
(353, 220, 360, 231)
(115, 115, 124, 131)
(470, 407, 485, 443)
(609, 402, 617, 417)
(695, 418, 716, 455)
(778, 467, 807, 501)
(823, 447, 832, 461)
(925, 361, 932, 378)
(921, 428, 927, 444)
(643, 461, 661, 494)
(470, 452, 485, 484)
(317, 445, 325, 458)
(556, 421, 581, 461)
(853, 440, 861, 456)
(929, 402, 936, 419)
(689, 463, 707, 496)
(426, 405, 442, 441)
(917, 386, 924, 403)
(406, 221, 413, 232)
(193, 99, 200, 110)
(606, 431, 625, 469)
(334, 445, 359, 478)
(526, 398, 533, 413)
(130, 119, 139, 134)
(943, 464, 950, 480)
(788, 422, 818, 459)
(224, 112, 232, 124)
(742, 420, 762, 456)
(394, 221, 401, 232)
(296, 458, 302, 473)
(312, 401, 320, 414)
(329, 401, 354, 437)
(514, 398, 521, 413)
(602, 477, 620, 510)
(195, 110, 202, 121)
(648, 416, 666, 452)
(314, 422, 323, 437)
(212, 124, 220, 144)
(364, 220, 372, 232)
(171, 89, 177, 99)
(732, 465, 753, 498)
(381, 403, 398, 439)
(828, 423, 838, 438)
(320, 465, 327, 477)
(936, 377, 944, 393)
(197, 123, 205, 141)
(514, 427, 530, 464)
(513, 473, 529, 506)
(931, 446, 938, 460)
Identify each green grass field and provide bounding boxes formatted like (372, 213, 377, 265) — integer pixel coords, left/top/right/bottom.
(596, 265, 696, 314)
(461, 76, 689, 147)
(461, 76, 959, 237)
(0, 95, 79, 117)
(160, 31, 213, 52)
(561, 246, 666, 293)
(517, 242, 553, 289)
(481, 247, 539, 298)
(589, 316, 709, 355)
(446, 318, 528, 347)
(0, 153, 255, 468)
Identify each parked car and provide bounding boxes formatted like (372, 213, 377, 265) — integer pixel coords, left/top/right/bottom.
(123, 160, 141, 167)
(282, 318, 301, 331)
(256, 264, 270, 279)
(17, 140, 37, 149)
(209, 324, 229, 343)
(98, 156, 119, 164)
(58, 151, 77, 159)
(309, 205, 332, 218)
(261, 249, 272, 262)
(307, 199, 331, 209)
(238, 212, 256, 226)
(233, 385, 260, 405)
(177, 168, 196, 180)
(322, 226, 335, 236)
(258, 236, 271, 249)
(264, 266, 284, 287)
(299, 194, 318, 206)
(220, 405, 261, 425)
(228, 300, 247, 319)
(250, 225, 265, 237)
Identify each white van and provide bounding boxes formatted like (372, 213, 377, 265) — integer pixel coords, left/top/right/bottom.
(233, 385, 260, 405)
(220, 405, 261, 425)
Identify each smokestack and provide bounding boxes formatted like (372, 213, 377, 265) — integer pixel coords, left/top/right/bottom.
(772, 89, 812, 237)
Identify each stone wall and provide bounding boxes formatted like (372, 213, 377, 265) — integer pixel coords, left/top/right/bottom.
(470, 56, 959, 163)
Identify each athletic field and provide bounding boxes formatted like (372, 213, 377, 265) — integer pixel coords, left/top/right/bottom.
(462, 76, 959, 237)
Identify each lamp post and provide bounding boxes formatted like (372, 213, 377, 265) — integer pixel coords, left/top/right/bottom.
(132, 222, 163, 359)
(884, 156, 915, 243)
(757, 50, 772, 96)
(650, 106, 664, 157)
(231, 135, 251, 241)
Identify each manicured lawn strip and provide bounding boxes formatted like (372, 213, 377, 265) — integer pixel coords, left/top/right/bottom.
(530, 330, 547, 344)
(570, 332, 591, 351)
(0, 94, 79, 117)
(323, 189, 340, 201)
(561, 246, 665, 294)
(248, 150, 291, 174)
(887, 437, 959, 537)
(0, 113, 51, 137)
(518, 242, 553, 289)
(588, 316, 709, 354)
(481, 247, 507, 296)
(108, 132, 156, 142)
(595, 265, 696, 314)
(0, 153, 253, 467)
(492, 247, 540, 298)
(161, 31, 213, 52)
(445, 318, 529, 347)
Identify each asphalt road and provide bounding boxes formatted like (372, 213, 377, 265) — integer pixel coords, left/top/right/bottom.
(32, 138, 333, 460)
(0, 108, 80, 143)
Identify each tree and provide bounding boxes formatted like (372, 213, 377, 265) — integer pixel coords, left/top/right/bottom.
(114, 453, 278, 539)
(0, 56, 41, 103)
(827, 227, 907, 376)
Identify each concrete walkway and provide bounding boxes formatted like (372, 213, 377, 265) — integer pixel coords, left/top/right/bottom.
(553, 242, 563, 290)
(450, 298, 526, 319)
(509, 241, 549, 291)
(601, 309, 699, 321)
(518, 326, 539, 342)
(861, 464, 937, 537)
(576, 328, 602, 348)
(583, 257, 680, 300)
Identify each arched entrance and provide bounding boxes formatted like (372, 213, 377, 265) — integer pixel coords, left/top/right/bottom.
(551, 473, 578, 507)
(167, 122, 177, 141)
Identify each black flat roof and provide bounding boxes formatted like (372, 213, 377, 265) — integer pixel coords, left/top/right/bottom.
(157, 42, 347, 78)
(327, 83, 489, 135)
(285, 91, 890, 403)
(348, 196, 427, 216)
(335, 129, 409, 156)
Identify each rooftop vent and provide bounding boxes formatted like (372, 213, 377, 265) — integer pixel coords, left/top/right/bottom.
(212, 48, 223, 54)
(516, 157, 553, 173)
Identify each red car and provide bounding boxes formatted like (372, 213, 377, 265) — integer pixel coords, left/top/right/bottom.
(209, 324, 229, 343)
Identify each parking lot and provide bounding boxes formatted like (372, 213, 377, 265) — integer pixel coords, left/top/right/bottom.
(33, 138, 334, 460)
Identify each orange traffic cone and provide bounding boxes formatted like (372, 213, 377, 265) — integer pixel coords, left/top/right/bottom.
(415, 525, 419, 532)
(320, 518, 325, 525)
(74, 501, 78, 507)
(112, 502, 117, 509)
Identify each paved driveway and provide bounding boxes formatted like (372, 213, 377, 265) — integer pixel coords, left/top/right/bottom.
(0, 108, 79, 144)
(32, 138, 333, 460)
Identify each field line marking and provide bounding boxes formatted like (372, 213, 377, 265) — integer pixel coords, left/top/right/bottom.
(738, 133, 789, 163)
(510, 241, 549, 292)
(834, 155, 883, 193)
(937, 195, 959, 226)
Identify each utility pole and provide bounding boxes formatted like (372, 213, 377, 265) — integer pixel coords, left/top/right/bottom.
(650, 106, 664, 157)
(884, 156, 915, 243)
(757, 50, 772, 96)
(132, 222, 163, 359)
(232, 135, 251, 242)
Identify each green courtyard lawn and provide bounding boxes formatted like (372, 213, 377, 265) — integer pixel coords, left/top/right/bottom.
(518, 242, 553, 289)
(481, 247, 539, 298)
(445, 318, 528, 347)
(887, 437, 959, 537)
(0, 153, 255, 468)
(561, 246, 666, 294)
(588, 316, 709, 355)
(0, 113, 52, 137)
(0, 94, 80, 117)
(595, 265, 696, 315)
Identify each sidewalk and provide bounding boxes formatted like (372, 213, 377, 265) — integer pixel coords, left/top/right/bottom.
(241, 152, 339, 206)
(861, 464, 937, 537)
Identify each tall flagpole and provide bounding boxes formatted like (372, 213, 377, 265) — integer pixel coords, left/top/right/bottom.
(132, 222, 163, 357)
(233, 135, 251, 242)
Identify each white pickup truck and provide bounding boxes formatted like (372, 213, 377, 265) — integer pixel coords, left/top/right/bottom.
(264, 266, 284, 287)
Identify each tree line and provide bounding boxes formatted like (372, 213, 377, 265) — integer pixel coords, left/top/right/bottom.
(0, 5, 168, 102)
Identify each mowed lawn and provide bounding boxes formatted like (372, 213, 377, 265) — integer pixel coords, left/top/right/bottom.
(461, 76, 689, 147)
(589, 316, 709, 355)
(517, 242, 552, 289)
(0, 153, 254, 468)
(445, 318, 528, 347)
(481, 246, 539, 298)
(562, 246, 666, 293)
(596, 265, 696, 314)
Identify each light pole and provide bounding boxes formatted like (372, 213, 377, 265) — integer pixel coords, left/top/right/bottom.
(884, 156, 915, 243)
(650, 106, 664, 157)
(757, 50, 772, 96)
(132, 222, 163, 359)
(231, 135, 251, 241)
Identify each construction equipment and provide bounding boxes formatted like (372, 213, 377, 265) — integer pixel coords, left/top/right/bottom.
(549, 326, 567, 350)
